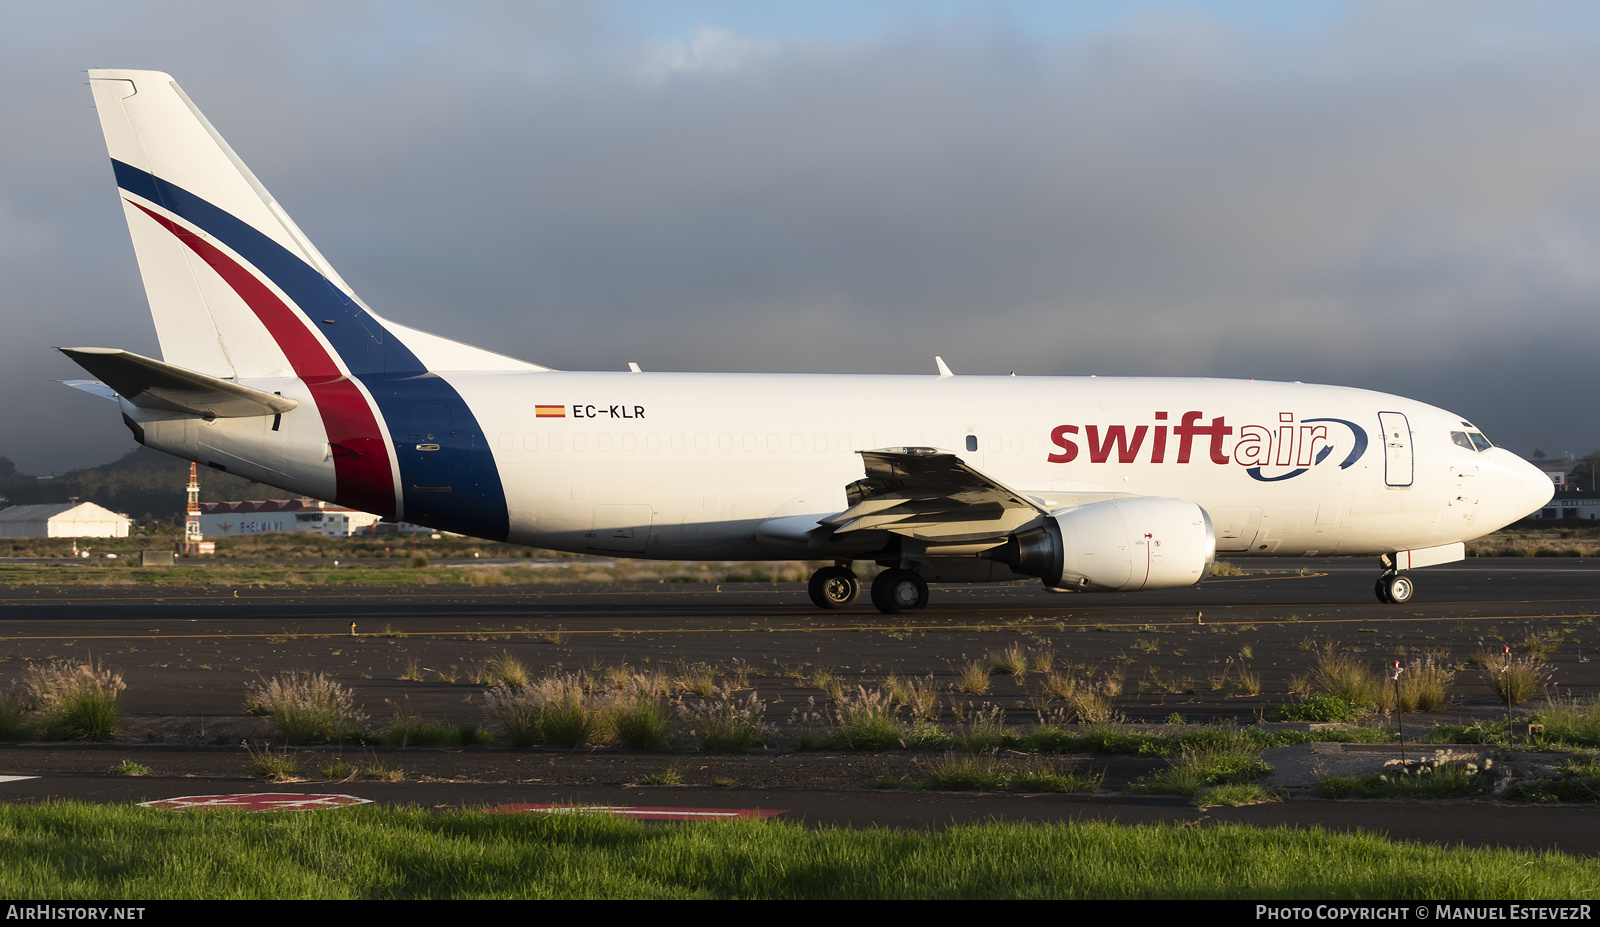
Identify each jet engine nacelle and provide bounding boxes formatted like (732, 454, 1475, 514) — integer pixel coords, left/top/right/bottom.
(997, 497, 1216, 592)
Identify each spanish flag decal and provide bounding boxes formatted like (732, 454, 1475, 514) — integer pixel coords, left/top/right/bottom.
(535, 405, 566, 418)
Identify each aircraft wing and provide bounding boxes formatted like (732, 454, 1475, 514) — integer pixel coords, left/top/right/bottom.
(58, 347, 299, 419)
(822, 448, 1049, 544)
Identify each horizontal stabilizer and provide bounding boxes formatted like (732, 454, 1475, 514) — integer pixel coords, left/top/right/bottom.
(58, 347, 299, 418)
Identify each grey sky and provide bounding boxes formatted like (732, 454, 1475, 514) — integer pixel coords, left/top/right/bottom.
(4, 1, 1600, 473)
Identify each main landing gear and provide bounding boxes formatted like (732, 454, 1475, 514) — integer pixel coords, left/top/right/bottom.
(807, 564, 861, 609)
(1374, 572, 1416, 604)
(869, 568, 928, 614)
(805, 563, 930, 614)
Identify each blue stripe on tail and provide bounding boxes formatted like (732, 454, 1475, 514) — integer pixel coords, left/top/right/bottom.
(114, 160, 510, 540)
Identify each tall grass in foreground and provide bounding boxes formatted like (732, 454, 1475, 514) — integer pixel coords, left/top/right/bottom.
(822, 686, 911, 750)
(1373, 655, 1456, 713)
(610, 696, 672, 750)
(246, 672, 367, 744)
(1480, 655, 1553, 705)
(0, 685, 28, 740)
(382, 714, 493, 748)
(0, 803, 1594, 898)
(1532, 694, 1600, 747)
(22, 660, 125, 740)
(1130, 745, 1273, 799)
(676, 685, 771, 752)
(483, 674, 613, 748)
(1310, 644, 1379, 711)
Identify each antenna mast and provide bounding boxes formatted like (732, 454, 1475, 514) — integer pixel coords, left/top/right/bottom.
(184, 462, 202, 555)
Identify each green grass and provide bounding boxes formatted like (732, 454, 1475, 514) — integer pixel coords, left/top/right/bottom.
(1315, 762, 1492, 800)
(1273, 695, 1366, 723)
(1310, 645, 1380, 711)
(949, 705, 1008, 753)
(1196, 784, 1279, 808)
(38, 689, 119, 741)
(383, 715, 470, 748)
(611, 698, 673, 750)
(641, 767, 682, 785)
(679, 689, 772, 753)
(0, 691, 29, 741)
(1531, 695, 1600, 747)
(1480, 655, 1551, 706)
(1428, 696, 1600, 751)
(904, 754, 1103, 793)
(357, 762, 406, 782)
(1017, 723, 1393, 757)
(244, 744, 300, 781)
(483, 674, 605, 748)
(1424, 721, 1509, 746)
(23, 661, 125, 741)
(540, 702, 606, 749)
(0, 803, 1595, 898)
(1505, 759, 1600, 804)
(828, 709, 907, 751)
(107, 761, 150, 776)
(246, 672, 367, 745)
(1130, 747, 1273, 798)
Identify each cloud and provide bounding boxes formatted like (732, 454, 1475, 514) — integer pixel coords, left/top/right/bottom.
(636, 27, 777, 83)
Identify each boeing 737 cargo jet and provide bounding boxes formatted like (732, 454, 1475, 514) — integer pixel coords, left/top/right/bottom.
(62, 70, 1554, 613)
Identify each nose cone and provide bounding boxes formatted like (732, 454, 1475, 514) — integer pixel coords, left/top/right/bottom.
(1487, 450, 1554, 523)
(1516, 457, 1556, 517)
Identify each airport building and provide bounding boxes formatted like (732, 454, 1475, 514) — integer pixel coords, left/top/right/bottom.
(199, 499, 384, 538)
(1536, 491, 1600, 521)
(1532, 455, 1579, 488)
(0, 501, 132, 538)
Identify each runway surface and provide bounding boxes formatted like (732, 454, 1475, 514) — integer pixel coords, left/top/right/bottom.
(1, 557, 1597, 854)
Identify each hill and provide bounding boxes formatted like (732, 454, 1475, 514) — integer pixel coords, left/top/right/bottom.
(0, 447, 271, 524)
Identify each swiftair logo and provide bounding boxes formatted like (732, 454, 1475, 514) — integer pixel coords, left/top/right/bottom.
(1047, 411, 1368, 482)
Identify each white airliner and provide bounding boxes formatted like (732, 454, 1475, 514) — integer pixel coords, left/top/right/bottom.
(62, 70, 1554, 613)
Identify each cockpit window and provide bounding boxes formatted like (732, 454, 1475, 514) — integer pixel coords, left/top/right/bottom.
(1451, 430, 1493, 452)
(1469, 432, 1492, 452)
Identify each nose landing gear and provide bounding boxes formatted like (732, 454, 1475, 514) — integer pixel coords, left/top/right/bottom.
(1374, 572, 1415, 604)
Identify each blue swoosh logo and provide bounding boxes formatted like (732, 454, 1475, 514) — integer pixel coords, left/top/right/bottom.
(1245, 417, 1369, 482)
(1247, 466, 1307, 482)
(1303, 418, 1369, 469)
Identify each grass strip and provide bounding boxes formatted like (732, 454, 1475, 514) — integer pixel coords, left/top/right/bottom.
(0, 802, 1596, 899)
(1314, 757, 1512, 801)
(877, 754, 1103, 792)
(1019, 724, 1393, 756)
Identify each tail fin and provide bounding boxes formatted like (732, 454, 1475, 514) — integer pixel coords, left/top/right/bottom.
(87, 69, 543, 379)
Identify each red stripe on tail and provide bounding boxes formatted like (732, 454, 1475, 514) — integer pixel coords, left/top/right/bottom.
(129, 201, 396, 518)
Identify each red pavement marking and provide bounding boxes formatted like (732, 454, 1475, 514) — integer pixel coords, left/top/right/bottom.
(488, 803, 785, 821)
(139, 793, 373, 811)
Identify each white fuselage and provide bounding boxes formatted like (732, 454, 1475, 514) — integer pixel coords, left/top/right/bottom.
(128, 370, 1552, 562)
